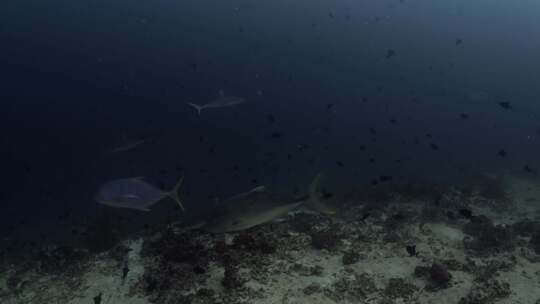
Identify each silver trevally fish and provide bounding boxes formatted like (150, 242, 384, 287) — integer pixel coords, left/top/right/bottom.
(95, 176, 185, 211)
(187, 90, 246, 115)
(199, 173, 335, 233)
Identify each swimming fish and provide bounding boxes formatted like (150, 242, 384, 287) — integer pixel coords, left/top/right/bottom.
(95, 176, 185, 211)
(199, 173, 334, 233)
(187, 90, 246, 115)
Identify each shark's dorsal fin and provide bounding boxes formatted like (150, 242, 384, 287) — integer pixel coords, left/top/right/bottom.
(306, 173, 336, 215)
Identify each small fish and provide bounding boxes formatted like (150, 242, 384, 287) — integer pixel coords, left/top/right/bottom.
(524, 165, 537, 174)
(497, 149, 507, 158)
(121, 257, 129, 284)
(360, 212, 371, 221)
(498, 101, 512, 110)
(385, 49, 396, 59)
(93, 293, 102, 304)
(379, 175, 393, 182)
(187, 90, 246, 115)
(297, 143, 310, 151)
(459, 113, 470, 119)
(406, 245, 418, 257)
(95, 176, 185, 211)
(455, 38, 463, 45)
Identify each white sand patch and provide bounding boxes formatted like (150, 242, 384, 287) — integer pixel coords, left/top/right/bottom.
(425, 223, 465, 244)
(497, 254, 540, 304)
(205, 262, 225, 293)
(354, 254, 418, 282)
(66, 238, 149, 304)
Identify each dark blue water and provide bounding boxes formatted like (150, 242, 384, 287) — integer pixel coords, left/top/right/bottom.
(2, 0, 540, 241)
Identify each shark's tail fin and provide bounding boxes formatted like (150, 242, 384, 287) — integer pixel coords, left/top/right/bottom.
(306, 173, 336, 215)
(166, 175, 185, 211)
(187, 103, 203, 115)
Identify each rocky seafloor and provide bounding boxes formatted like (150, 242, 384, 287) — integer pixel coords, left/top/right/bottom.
(3, 175, 540, 304)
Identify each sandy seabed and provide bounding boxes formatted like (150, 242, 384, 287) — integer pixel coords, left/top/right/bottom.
(3, 175, 540, 304)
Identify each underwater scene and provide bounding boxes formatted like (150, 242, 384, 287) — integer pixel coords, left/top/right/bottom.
(3, 0, 540, 303)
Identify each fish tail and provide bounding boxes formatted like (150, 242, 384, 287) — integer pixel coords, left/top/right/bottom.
(306, 173, 336, 215)
(187, 102, 203, 115)
(167, 175, 185, 211)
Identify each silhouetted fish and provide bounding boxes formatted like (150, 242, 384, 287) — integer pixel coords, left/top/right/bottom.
(386, 49, 396, 59)
(96, 176, 185, 211)
(498, 101, 512, 110)
(524, 165, 537, 174)
(406, 245, 418, 257)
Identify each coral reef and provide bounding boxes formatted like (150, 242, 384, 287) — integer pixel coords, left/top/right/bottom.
(342, 249, 360, 265)
(231, 233, 276, 255)
(383, 278, 419, 301)
(463, 215, 515, 255)
(428, 263, 451, 289)
(459, 279, 511, 304)
(414, 262, 452, 290)
(310, 227, 342, 251)
(36, 244, 89, 275)
(325, 272, 377, 302)
(513, 219, 540, 237)
(3, 176, 540, 304)
(303, 282, 322, 295)
(221, 259, 245, 290)
(530, 228, 540, 254)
